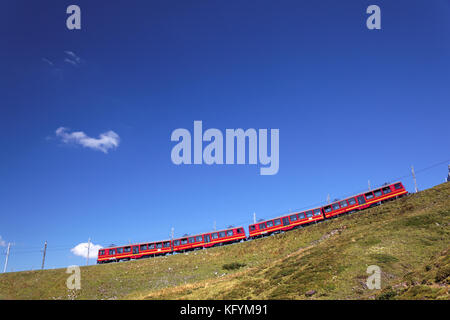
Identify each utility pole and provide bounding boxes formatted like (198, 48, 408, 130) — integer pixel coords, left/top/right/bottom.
(86, 238, 91, 266)
(368, 180, 371, 191)
(213, 221, 216, 231)
(411, 165, 418, 193)
(41, 241, 47, 270)
(327, 194, 330, 204)
(171, 227, 174, 241)
(253, 212, 256, 224)
(3, 243, 11, 273)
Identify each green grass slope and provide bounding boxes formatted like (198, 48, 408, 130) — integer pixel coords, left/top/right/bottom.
(0, 183, 449, 300)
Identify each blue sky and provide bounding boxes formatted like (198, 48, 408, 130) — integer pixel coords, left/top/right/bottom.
(0, 0, 449, 272)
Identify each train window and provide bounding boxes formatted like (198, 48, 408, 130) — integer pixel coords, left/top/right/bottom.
(219, 231, 226, 238)
(196, 236, 203, 242)
(212, 233, 219, 239)
(117, 248, 123, 254)
(382, 187, 391, 194)
(181, 239, 188, 245)
(306, 211, 313, 218)
(140, 244, 148, 251)
(227, 230, 233, 236)
(259, 223, 266, 230)
(189, 237, 195, 244)
(357, 196, 366, 204)
(267, 220, 274, 227)
(348, 198, 357, 205)
(394, 183, 402, 190)
(365, 192, 374, 200)
(298, 213, 305, 219)
(374, 189, 382, 197)
(174, 240, 180, 246)
(238, 228, 244, 233)
(149, 243, 155, 249)
(250, 225, 256, 231)
(124, 247, 131, 253)
(332, 203, 340, 210)
(324, 206, 332, 213)
(157, 243, 163, 249)
(274, 219, 281, 225)
(340, 201, 348, 208)
(290, 214, 298, 221)
(314, 209, 322, 216)
(109, 249, 116, 255)
(164, 242, 171, 248)
(99, 250, 105, 256)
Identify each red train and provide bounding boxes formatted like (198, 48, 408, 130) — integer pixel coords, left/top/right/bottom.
(248, 181, 407, 238)
(97, 181, 407, 264)
(97, 226, 246, 263)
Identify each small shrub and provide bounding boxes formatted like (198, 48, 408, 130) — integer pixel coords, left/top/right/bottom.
(435, 266, 450, 283)
(271, 267, 296, 280)
(222, 262, 246, 271)
(377, 290, 397, 300)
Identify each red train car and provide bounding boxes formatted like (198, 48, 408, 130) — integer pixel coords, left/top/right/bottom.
(172, 227, 246, 253)
(134, 239, 172, 258)
(248, 207, 324, 239)
(248, 181, 407, 238)
(97, 227, 246, 263)
(322, 182, 407, 219)
(97, 239, 172, 263)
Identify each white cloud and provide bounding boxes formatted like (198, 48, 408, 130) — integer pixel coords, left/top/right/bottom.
(64, 51, 82, 66)
(42, 57, 54, 67)
(56, 127, 120, 153)
(0, 236, 5, 247)
(71, 242, 103, 259)
(64, 58, 77, 66)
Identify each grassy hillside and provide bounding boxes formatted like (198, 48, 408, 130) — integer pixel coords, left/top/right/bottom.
(0, 183, 449, 300)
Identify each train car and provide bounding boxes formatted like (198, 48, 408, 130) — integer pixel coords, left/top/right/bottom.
(173, 227, 246, 252)
(203, 227, 246, 248)
(248, 182, 407, 238)
(97, 227, 246, 263)
(135, 239, 172, 258)
(322, 181, 407, 219)
(248, 207, 324, 239)
(97, 239, 172, 263)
